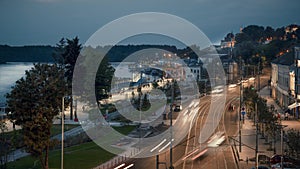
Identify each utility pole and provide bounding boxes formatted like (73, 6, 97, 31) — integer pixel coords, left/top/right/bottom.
(295, 47, 300, 119)
(281, 126, 283, 169)
(258, 57, 261, 91)
(169, 81, 174, 169)
(280, 124, 287, 169)
(255, 101, 258, 169)
(139, 85, 142, 151)
(255, 56, 261, 169)
(61, 97, 64, 169)
(239, 56, 243, 152)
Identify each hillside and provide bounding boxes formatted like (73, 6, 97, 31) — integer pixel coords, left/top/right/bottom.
(0, 45, 55, 62)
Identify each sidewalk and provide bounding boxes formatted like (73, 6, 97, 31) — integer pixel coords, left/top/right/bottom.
(259, 86, 282, 114)
(236, 86, 300, 169)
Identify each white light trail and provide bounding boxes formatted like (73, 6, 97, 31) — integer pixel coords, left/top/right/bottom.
(124, 164, 134, 169)
(158, 139, 174, 152)
(114, 163, 125, 169)
(150, 139, 167, 152)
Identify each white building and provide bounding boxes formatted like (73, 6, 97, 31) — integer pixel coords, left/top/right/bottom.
(271, 47, 300, 118)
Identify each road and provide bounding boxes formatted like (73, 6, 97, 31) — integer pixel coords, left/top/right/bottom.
(127, 87, 240, 169)
(130, 73, 270, 169)
(94, 69, 269, 169)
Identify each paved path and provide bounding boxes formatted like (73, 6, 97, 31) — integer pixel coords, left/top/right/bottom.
(236, 86, 300, 169)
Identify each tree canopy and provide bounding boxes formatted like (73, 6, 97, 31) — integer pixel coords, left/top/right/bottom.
(6, 63, 66, 169)
(226, 24, 300, 66)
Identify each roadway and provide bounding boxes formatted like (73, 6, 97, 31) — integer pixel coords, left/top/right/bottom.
(129, 86, 241, 169)
(95, 70, 271, 169)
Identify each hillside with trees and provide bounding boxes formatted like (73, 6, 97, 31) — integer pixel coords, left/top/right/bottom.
(220, 24, 300, 66)
(0, 44, 184, 63)
(1, 24, 299, 64)
(0, 45, 56, 62)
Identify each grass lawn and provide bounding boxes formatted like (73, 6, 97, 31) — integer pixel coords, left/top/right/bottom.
(6, 125, 135, 169)
(50, 124, 80, 137)
(113, 125, 136, 135)
(6, 141, 115, 169)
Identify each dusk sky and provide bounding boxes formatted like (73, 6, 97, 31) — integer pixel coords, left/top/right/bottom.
(0, 0, 299, 47)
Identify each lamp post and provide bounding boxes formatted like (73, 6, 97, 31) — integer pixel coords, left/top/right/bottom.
(255, 101, 258, 169)
(280, 124, 288, 169)
(295, 47, 300, 119)
(61, 96, 69, 169)
(169, 81, 174, 169)
(239, 56, 243, 152)
(61, 97, 64, 169)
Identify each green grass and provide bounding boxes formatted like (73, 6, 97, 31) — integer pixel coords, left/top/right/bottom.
(6, 141, 115, 169)
(113, 125, 136, 135)
(6, 125, 135, 169)
(6, 156, 40, 169)
(50, 124, 80, 137)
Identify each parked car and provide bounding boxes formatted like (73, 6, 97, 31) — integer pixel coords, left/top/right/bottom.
(174, 105, 182, 112)
(270, 155, 297, 165)
(271, 162, 298, 169)
(251, 166, 270, 169)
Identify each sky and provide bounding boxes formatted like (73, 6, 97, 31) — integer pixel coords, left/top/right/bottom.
(0, 0, 299, 47)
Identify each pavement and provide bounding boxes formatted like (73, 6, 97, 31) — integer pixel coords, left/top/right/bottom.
(236, 86, 300, 169)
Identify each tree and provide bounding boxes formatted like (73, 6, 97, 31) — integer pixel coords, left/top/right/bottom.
(141, 93, 151, 111)
(243, 86, 278, 150)
(52, 38, 66, 66)
(235, 33, 251, 44)
(285, 129, 300, 158)
(95, 56, 114, 101)
(224, 32, 234, 41)
(73, 46, 114, 107)
(296, 28, 300, 41)
(264, 26, 275, 37)
(239, 25, 265, 42)
(152, 81, 159, 89)
(274, 27, 285, 40)
(234, 41, 258, 64)
(0, 120, 8, 169)
(6, 64, 65, 169)
(61, 37, 82, 120)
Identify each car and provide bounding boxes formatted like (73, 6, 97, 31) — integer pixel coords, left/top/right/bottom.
(174, 105, 182, 112)
(228, 84, 237, 88)
(251, 166, 270, 169)
(271, 162, 298, 169)
(249, 77, 255, 81)
(270, 155, 297, 165)
(211, 86, 224, 94)
(241, 79, 248, 83)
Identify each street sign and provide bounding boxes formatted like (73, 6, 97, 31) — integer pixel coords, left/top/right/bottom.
(241, 111, 246, 115)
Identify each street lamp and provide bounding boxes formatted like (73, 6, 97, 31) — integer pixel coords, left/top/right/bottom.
(61, 96, 69, 169)
(280, 124, 288, 169)
(169, 81, 174, 169)
(61, 97, 64, 169)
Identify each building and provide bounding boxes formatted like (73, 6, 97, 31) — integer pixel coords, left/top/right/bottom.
(185, 59, 205, 82)
(271, 47, 300, 118)
(220, 39, 236, 49)
(220, 55, 238, 84)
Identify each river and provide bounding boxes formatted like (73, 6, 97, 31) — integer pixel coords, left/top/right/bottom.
(0, 62, 33, 104)
(0, 62, 135, 105)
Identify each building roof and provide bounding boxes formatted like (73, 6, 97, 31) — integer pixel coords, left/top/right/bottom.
(272, 52, 294, 66)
